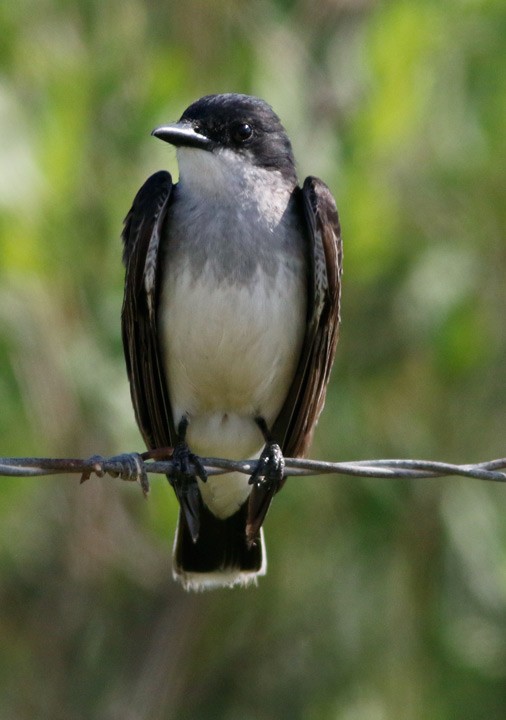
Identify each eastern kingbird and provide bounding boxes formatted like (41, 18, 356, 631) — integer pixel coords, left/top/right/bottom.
(121, 93, 342, 590)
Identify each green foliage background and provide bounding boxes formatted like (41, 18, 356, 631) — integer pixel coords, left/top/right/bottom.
(1, 0, 506, 717)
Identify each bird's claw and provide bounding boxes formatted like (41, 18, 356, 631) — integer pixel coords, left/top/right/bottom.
(170, 441, 208, 485)
(246, 441, 285, 546)
(248, 441, 285, 489)
(168, 442, 207, 543)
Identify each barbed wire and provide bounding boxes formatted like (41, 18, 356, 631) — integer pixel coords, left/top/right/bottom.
(0, 452, 505, 496)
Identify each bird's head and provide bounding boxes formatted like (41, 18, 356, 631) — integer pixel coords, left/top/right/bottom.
(152, 94, 297, 190)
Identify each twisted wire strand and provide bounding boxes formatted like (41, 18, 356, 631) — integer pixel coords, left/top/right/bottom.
(0, 454, 504, 484)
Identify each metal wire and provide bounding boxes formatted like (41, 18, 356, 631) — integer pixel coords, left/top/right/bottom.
(0, 453, 505, 490)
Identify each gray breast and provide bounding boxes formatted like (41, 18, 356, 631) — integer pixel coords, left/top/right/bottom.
(164, 183, 306, 287)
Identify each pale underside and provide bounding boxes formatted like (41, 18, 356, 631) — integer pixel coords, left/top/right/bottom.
(161, 261, 306, 518)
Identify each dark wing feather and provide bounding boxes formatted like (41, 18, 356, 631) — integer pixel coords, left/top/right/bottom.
(121, 170, 176, 450)
(272, 176, 342, 458)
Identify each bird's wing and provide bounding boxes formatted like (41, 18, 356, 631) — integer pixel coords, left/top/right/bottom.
(121, 170, 176, 450)
(272, 176, 343, 458)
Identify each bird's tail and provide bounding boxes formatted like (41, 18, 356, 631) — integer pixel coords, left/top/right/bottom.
(172, 501, 266, 591)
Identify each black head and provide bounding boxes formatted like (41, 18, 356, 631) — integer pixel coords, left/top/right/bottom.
(152, 93, 297, 182)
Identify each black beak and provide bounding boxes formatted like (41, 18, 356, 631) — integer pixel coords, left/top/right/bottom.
(151, 122, 212, 150)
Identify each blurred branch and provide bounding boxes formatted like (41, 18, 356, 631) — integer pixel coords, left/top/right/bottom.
(0, 453, 505, 494)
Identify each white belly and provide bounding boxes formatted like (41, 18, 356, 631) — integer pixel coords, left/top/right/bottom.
(160, 261, 306, 517)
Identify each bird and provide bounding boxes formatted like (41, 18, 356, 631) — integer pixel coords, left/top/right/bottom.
(121, 93, 342, 591)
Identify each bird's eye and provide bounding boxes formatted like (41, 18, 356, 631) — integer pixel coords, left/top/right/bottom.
(231, 123, 253, 143)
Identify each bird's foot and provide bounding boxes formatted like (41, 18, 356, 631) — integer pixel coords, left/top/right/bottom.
(167, 417, 207, 543)
(248, 441, 285, 490)
(246, 418, 285, 546)
(80, 453, 150, 497)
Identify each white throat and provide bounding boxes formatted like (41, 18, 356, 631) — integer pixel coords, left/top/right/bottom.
(176, 146, 294, 222)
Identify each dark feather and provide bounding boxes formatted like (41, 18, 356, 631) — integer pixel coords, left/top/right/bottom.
(121, 170, 177, 450)
(174, 500, 263, 576)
